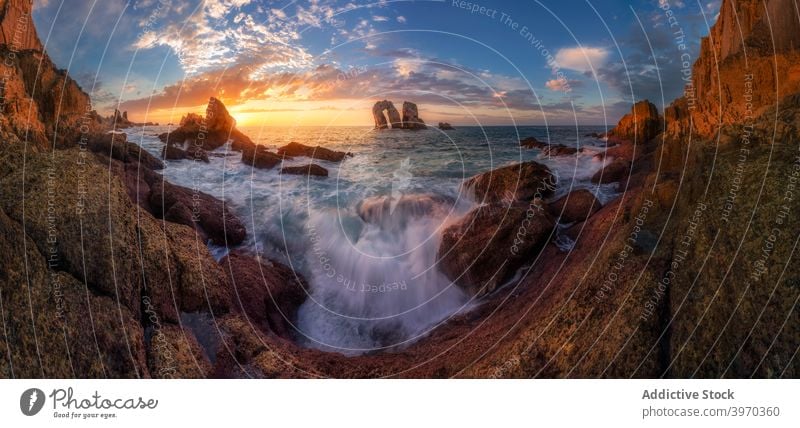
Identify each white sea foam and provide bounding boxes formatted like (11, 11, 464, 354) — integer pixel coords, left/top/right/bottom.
(132, 124, 618, 353)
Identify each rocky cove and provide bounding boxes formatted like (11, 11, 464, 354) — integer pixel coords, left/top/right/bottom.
(1, 0, 799, 378)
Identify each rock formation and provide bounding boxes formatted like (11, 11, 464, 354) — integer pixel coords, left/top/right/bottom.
(547, 189, 601, 224)
(281, 163, 328, 177)
(666, 0, 800, 139)
(401, 101, 426, 129)
(463, 161, 556, 203)
(372, 100, 402, 129)
(158, 97, 255, 152)
(0, 0, 103, 150)
(591, 158, 630, 184)
(241, 146, 283, 169)
(438, 122, 454, 130)
(607, 100, 661, 143)
(373, 100, 426, 129)
(277, 141, 351, 162)
(438, 200, 555, 296)
(1, 0, 799, 379)
(520, 137, 578, 156)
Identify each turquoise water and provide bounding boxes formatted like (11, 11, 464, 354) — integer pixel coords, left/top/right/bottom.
(132, 125, 617, 354)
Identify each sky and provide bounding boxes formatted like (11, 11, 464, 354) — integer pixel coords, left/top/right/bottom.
(32, 0, 721, 127)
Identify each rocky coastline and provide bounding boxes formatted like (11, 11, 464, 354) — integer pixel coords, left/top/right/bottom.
(1, 0, 798, 378)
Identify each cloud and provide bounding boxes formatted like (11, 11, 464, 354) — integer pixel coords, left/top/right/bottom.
(545, 78, 582, 92)
(397, 16, 407, 24)
(554, 47, 609, 73)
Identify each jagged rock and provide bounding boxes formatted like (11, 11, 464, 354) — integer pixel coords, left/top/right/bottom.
(608, 100, 661, 143)
(157, 97, 255, 152)
(438, 201, 555, 296)
(438, 122, 454, 130)
(220, 251, 310, 338)
(109, 109, 134, 128)
(669, 0, 800, 139)
(242, 146, 282, 169)
(0, 0, 103, 150)
(464, 161, 556, 203)
(277, 142, 351, 162)
(281, 163, 328, 177)
(402, 101, 426, 129)
(548, 189, 602, 224)
(372, 100, 402, 129)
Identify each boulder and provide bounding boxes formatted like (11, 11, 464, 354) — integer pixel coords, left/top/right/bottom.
(242, 146, 282, 169)
(281, 163, 328, 177)
(86, 133, 164, 170)
(464, 161, 556, 203)
(438, 201, 555, 296)
(438, 122, 454, 130)
(148, 179, 247, 246)
(591, 159, 630, 184)
(277, 142, 351, 162)
(372, 100, 402, 129)
(220, 251, 310, 338)
(162, 143, 209, 163)
(402, 101, 426, 129)
(548, 189, 602, 224)
(608, 100, 661, 143)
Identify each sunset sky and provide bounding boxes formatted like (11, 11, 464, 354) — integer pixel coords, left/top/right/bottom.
(33, 0, 720, 127)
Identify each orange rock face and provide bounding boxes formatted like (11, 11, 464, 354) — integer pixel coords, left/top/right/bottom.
(670, 0, 800, 139)
(609, 100, 661, 144)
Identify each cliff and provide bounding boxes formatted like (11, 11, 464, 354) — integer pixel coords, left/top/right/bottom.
(667, 0, 800, 138)
(0, 0, 102, 150)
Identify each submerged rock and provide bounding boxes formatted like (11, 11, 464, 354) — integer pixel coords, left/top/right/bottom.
(520, 137, 578, 156)
(357, 193, 454, 226)
(438, 201, 555, 296)
(548, 189, 602, 224)
(281, 163, 328, 177)
(464, 161, 556, 203)
(277, 142, 351, 162)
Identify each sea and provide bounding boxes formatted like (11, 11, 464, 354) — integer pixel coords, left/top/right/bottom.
(131, 125, 618, 354)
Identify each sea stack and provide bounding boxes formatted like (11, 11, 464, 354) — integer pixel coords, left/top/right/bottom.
(157, 97, 256, 151)
(401, 101, 426, 129)
(372, 100, 402, 129)
(373, 100, 427, 130)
